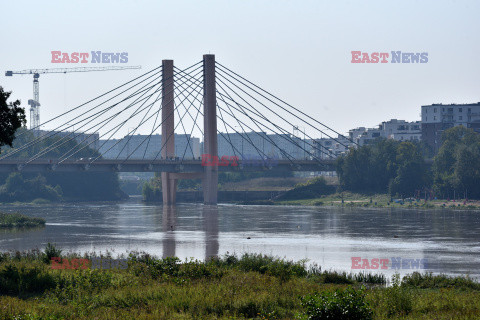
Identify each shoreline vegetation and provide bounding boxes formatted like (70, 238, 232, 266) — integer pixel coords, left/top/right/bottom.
(273, 192, 480, 210)
(0, 246, 479, 319)
(0, 212, 45, 229)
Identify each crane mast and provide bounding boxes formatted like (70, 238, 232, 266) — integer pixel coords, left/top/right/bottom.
(5, 66, 141, 133)
(28, 74, 40, 132)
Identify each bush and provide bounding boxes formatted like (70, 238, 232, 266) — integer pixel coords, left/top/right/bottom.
(402, 272, 480, 290)
(301, 286, 373, 320)
(277, 177, 335, 200)
(234, 253, 307, 281)
(320, 271, 354, 284)
(0, 262, 56, 295)
(0, 212, 45, 229)
(42, 243, 62, 264)
(381, 273, 413, 317)
(0, 173, 63, 202)
(209, 253, 307, 282)
(353, 272, 386, 285)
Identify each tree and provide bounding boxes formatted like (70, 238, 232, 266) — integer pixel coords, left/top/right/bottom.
(389, 142, 430, 197)
(336, 139, 430, 196)
(433, 126, 480, 199)
(0, 87, 26, 151)
(336, 138, 399, 193)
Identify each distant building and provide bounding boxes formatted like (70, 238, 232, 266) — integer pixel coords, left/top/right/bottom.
(38, 130, 100, 151)
(217, 132, 308, 160)
(98, 134, 200, 160)
(379, 119, 421, 142)
(349, 127, 382, 146)
(421, 102, 480, 152)
(313, 135, 352, 160)
(348, 119, 421, 147)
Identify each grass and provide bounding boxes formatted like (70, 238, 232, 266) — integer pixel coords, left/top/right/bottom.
(0, 246, 479, 319)
(0, 212, 46, 229)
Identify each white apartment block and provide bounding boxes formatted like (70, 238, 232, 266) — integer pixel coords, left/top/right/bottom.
(98, 134, 200, 160)
(216, 132, 308, 160)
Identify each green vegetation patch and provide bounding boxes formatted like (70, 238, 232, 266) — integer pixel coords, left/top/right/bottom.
(0, 212, 45, 229)
(0, 246, 479, 319)
(276, 177, 336, 201)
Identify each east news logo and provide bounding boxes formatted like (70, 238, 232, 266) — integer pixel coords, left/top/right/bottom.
(351, 51, 428, 63)
(51, 51, 129, 63)
(351, 257, 428, 270)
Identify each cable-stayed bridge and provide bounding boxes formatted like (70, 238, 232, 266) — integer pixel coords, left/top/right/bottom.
(0, 55, 354, 204)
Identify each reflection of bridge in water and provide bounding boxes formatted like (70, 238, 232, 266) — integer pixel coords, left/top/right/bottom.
(162, 205, 219, 260)
(1, 54, 352, 205)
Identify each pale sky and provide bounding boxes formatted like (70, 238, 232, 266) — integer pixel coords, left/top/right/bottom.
(2, 0, 479, 139)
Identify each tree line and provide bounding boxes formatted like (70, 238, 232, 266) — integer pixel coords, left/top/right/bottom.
(336, 126, 480, 199)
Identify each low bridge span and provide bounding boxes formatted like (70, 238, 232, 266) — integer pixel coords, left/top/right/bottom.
(0, 159, 337, 173)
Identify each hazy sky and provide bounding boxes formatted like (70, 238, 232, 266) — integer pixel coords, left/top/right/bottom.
(2, 0, 479, 138)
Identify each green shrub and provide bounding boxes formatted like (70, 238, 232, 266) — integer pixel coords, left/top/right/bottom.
(234, 253, 307, 280)
(402, 272, 480, 290)
(382, 273, 413, 316)
(321, 271, 354, 284)
(0, 262, 56, 295)
(42, 243, 62, 264)
(0, 212, 45, 229)
(301, 286, 373, 320)
(277, 177, 335, 200)
(353, 272, 386, 285)
(179, 259, 223, 280)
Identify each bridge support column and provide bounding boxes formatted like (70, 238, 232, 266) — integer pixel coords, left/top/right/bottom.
(161, 59, 177, 205)
(202, 54, 218, 204)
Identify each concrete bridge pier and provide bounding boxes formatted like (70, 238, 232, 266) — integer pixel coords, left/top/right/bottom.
(161, 59, 177, 204)
(202, 54, 218, 205)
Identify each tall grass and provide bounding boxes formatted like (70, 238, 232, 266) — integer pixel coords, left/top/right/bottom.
(0, 247, 479, 319)
(401, 271, 480, 290)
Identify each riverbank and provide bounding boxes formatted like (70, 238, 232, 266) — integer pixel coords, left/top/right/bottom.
(0, 249, 479, 319)
(0, 212, 45, 229)
(273, 192, 480, 210)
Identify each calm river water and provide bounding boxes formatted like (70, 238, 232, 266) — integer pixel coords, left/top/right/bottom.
(1, 197, 479, 280)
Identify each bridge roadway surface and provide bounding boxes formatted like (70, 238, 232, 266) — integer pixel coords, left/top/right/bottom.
(0, 159, 337, 173)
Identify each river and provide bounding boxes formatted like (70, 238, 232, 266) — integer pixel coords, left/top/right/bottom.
(1, 197, 479, 280)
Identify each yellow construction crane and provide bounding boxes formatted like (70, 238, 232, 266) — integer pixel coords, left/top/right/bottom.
(5, 66, 141, 131)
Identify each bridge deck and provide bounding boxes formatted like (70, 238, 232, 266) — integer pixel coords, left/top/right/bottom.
(0, 159, 337, 173)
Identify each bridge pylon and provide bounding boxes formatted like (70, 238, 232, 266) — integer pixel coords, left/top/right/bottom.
(160, 55, 218, 205)
(202, 54, 218, 205)
(161, 59, 177, 205)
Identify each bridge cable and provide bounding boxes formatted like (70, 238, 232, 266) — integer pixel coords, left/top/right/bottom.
(26, 71, 166, 164)
(172, 70, 246, 160)
(216, 61, 357, 147)
(215, 69, 340, 151)
(13, 65, 164, 138)
(0, 68, 164, 161)
(122, 68, 204, 163)
(174, 72, 276, 164)
(215, 79, 332, 160)
(97, 65, 203, 163)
